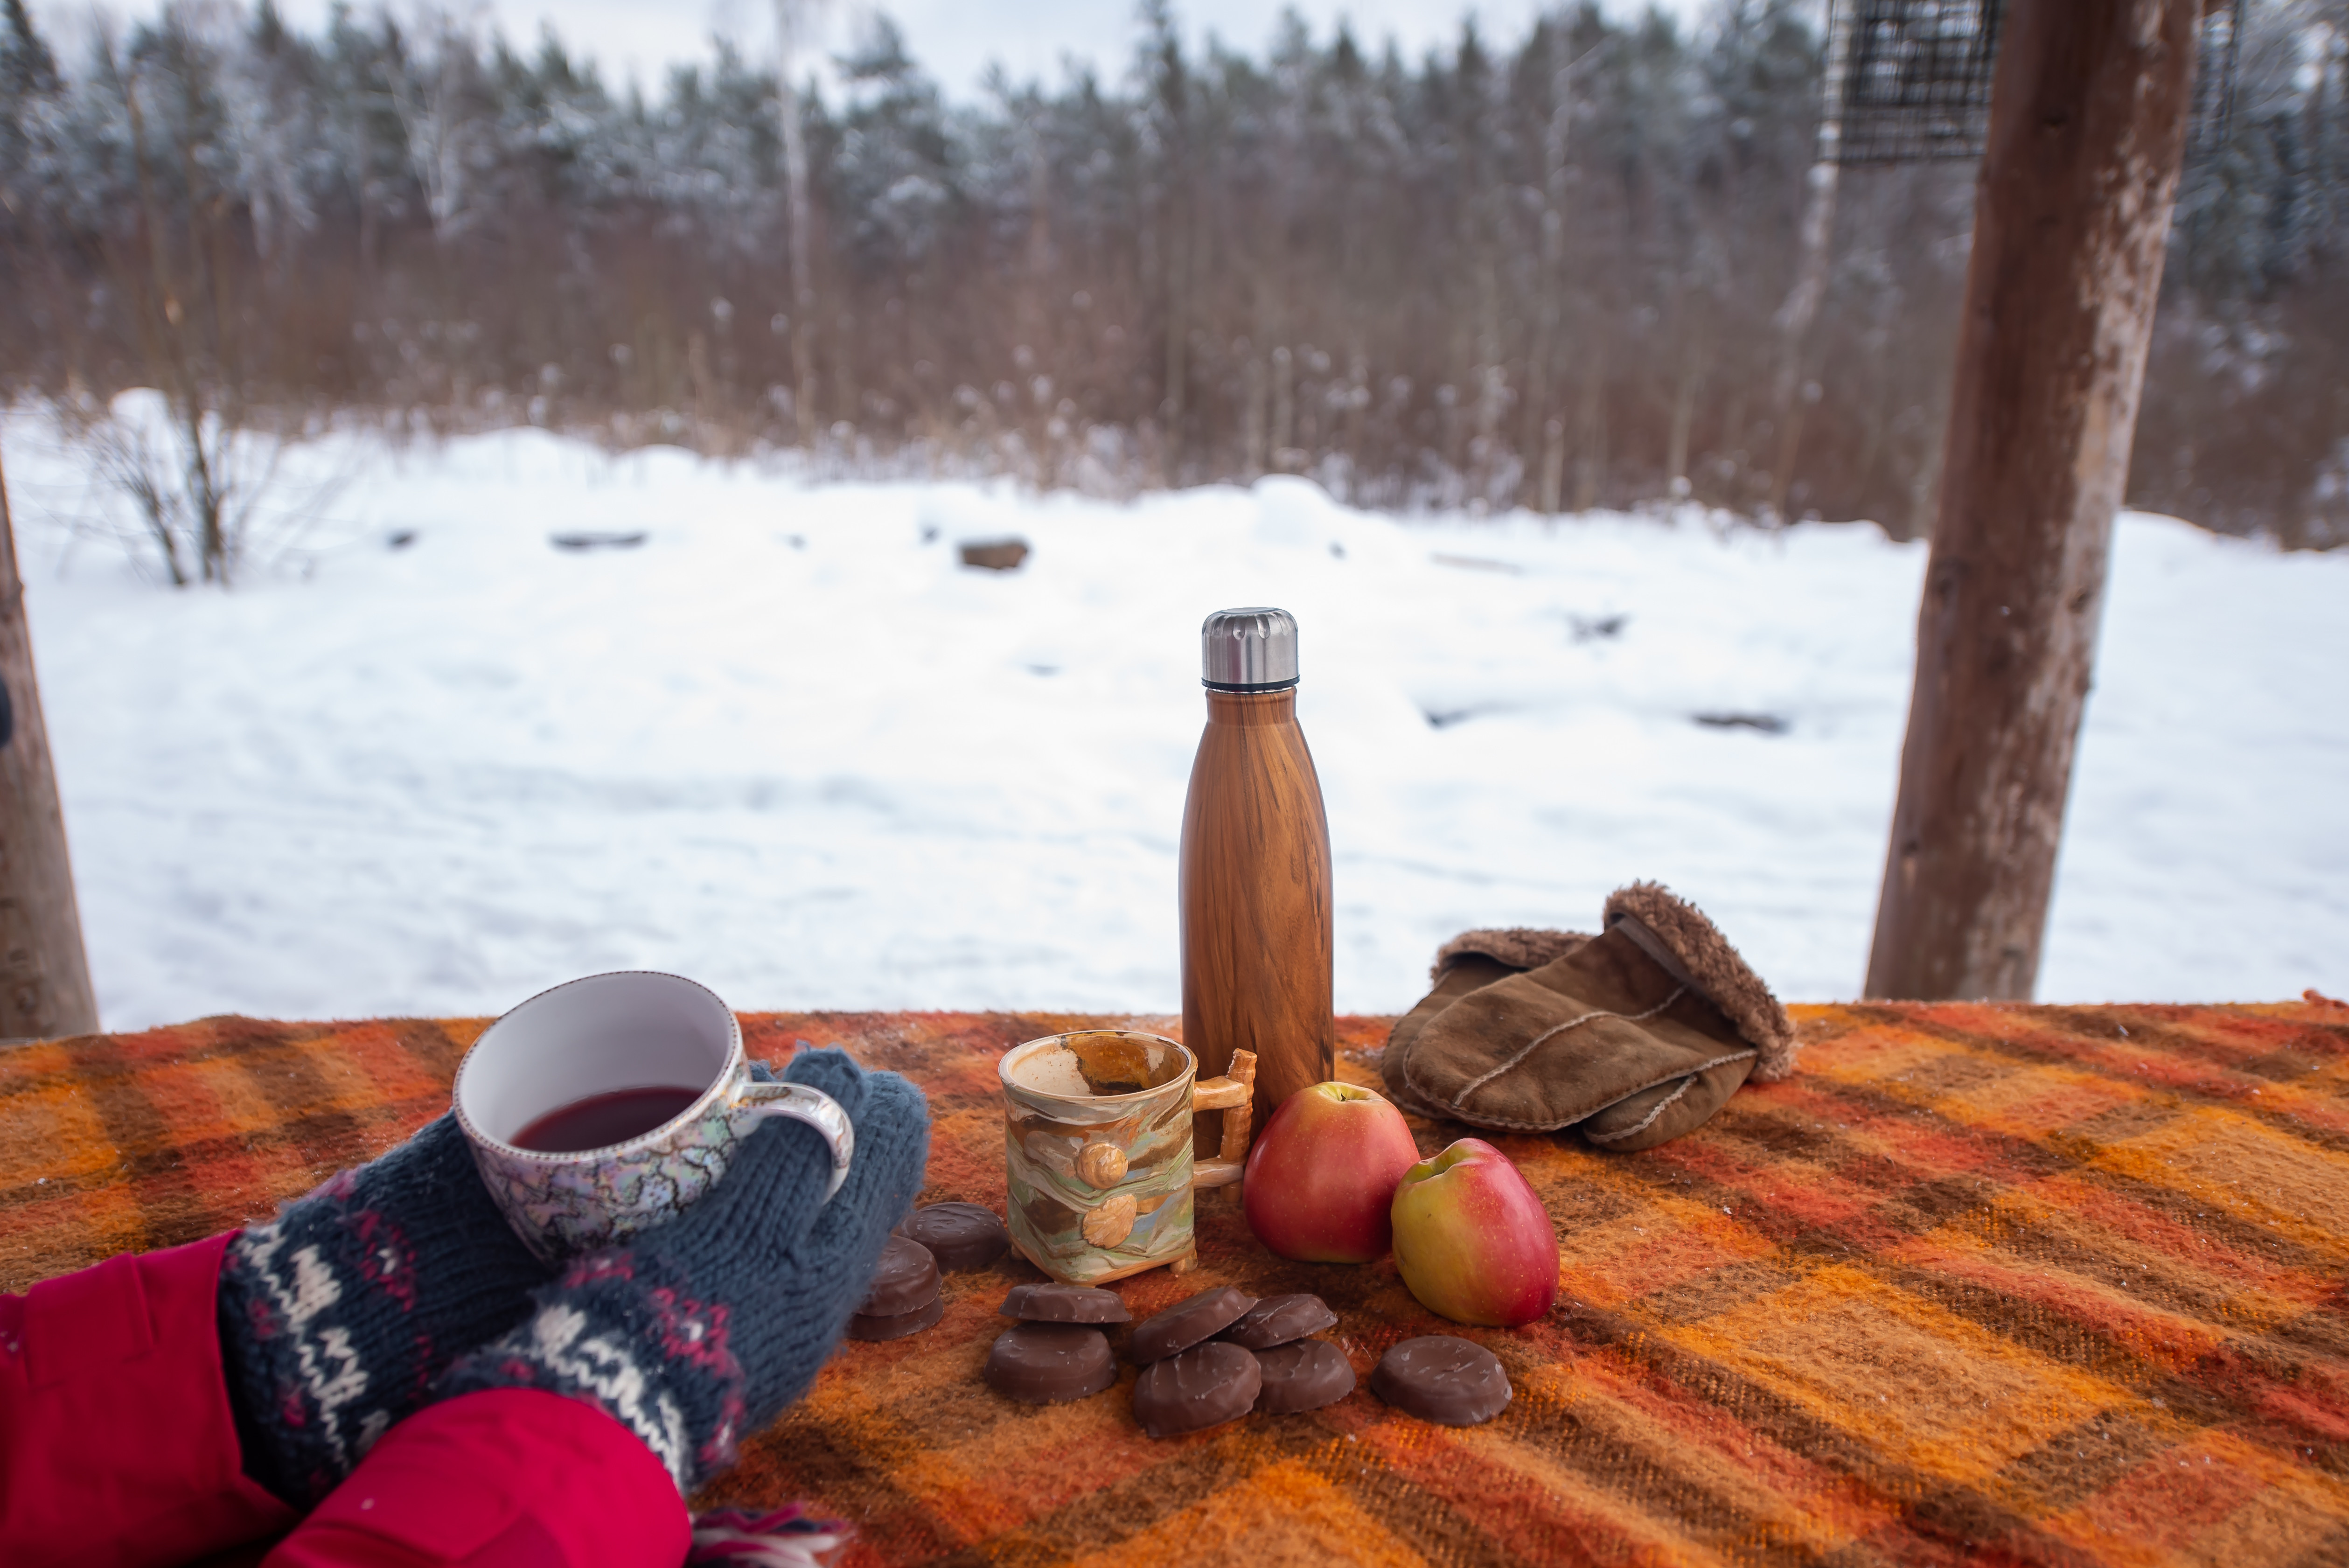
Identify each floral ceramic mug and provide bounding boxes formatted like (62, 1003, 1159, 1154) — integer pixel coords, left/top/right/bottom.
(453, 970, 854, 1263)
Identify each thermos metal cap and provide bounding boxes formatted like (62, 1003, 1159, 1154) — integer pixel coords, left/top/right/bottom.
(1201, 607, 1299, 691)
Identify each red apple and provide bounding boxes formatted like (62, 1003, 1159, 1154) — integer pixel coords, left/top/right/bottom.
(1241, 1081, 1421, 1262)
(1390, 1138, 1559, 1327)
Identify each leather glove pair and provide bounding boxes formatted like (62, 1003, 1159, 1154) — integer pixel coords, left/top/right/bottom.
(1381, 883, 1797, 1151)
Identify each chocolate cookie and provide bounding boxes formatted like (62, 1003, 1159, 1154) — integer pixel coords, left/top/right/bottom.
(1253, 1338, 1355, 1414)
(1132, 1341, 1262, 1437)
(897, 1202, 1011, 1271)
(1001, 1282, 1131, 1324)
(1369, 1336, 1512, 1426)
(1219, 1292, 1338, 1350)
(1130, 1285, 1257, 1364)
(858, 1234, 941, 1317)
(845, 1293, 946, 1342)
(983, 1323, 1118, 1404)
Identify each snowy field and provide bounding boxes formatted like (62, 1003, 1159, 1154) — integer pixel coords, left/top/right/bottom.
(6, 410, 2345, 1032)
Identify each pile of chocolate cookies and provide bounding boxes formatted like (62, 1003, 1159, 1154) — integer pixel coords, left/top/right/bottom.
(982, 1282, 1512, 1437)
(868, 1205, 1514, 1438)
(847, 1201, 1014, 1342)
(849, 1234, 945, 1340)
(1130, 1287, 1352, 1437)
(983, 1282, 1129, 1402)
(898, 1202, 1011, 1270)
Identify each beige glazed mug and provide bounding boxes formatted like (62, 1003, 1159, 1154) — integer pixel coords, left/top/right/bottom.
(999, 1029, 1257, 1285)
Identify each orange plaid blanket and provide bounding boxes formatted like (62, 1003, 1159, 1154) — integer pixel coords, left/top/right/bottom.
(4, 1000, 2346, 1566)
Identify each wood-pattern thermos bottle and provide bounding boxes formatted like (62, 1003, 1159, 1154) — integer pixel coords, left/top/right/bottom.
(1179, 607, 1334, 1152)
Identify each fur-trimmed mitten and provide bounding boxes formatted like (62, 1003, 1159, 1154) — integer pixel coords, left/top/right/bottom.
(216, 1113, 557, 1505)
(1380, 927, 1592, 1116)
(432, 1047, 930, 1493)
(1382, 884, 1796, 1151)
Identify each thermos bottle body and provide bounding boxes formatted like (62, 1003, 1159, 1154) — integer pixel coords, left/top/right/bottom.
(1178, 608, 1335, 1149)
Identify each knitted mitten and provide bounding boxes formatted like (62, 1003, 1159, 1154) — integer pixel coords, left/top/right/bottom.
(434, 1048, 930, 1492)
(216, 1112, 554, 1505)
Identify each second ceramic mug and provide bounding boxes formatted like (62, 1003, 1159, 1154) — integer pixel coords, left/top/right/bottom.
(999, 1029, 1257, 1285)
(454, 970, 855, 1263)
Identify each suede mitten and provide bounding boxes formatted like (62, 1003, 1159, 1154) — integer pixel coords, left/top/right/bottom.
(216, 1113, 556, 1505)
(1385, 884, 1796, 1151)
(1380, 929, 1589, 1115)
(433, 1048, 930, 1492)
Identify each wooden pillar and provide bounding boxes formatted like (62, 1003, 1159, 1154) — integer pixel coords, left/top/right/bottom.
(0, 448, 98, 1039)
(1865, 0, 2200, 1001)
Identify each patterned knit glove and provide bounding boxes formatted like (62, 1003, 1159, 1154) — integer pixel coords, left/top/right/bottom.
(434, 1048, 930, 1491)
(216, 1112, 554, 1505)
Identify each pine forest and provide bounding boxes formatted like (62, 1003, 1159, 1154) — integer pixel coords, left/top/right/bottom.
(2, 0, 2344, 546)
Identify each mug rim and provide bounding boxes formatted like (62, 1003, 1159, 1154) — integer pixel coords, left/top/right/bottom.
(998, 1028, 1194, 1104)
(453, 969, 746, 1164)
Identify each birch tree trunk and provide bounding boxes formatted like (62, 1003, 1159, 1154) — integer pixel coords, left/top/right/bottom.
(1021, 108, 1053, 360)
(1866, 0, 2201, 1001)
(0, 448, 98, 1040)
(1666, 349, 1704, 501)
(1539, 418, 1567, 515)
(776, 0, 820, 447)
(388, 18, 467, 244)
(1766, 6, 1852, 519)
(1573, 344, 1605, 512)
(1525, 31, 1576, 499)
(1162, 194, 1187, 480)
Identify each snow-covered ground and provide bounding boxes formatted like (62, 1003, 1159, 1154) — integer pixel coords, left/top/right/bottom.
(6, 410, 2345, 1031)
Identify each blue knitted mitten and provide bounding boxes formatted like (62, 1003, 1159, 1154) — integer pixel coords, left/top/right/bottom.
(216, 1113, 554, 1505)
(435, 1048, 930, 1491)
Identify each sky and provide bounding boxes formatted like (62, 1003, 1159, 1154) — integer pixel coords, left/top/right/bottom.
(29, 0, 1722, 100)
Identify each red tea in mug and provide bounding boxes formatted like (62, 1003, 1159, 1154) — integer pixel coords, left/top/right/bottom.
(511, 1086, 704, 1153)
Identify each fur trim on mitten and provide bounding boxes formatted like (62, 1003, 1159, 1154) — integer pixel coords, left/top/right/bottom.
(1429, 927, 1592, 982)
(1603, 883, 1798, 1081)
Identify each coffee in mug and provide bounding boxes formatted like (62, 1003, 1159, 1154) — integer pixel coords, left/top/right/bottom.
(511, 1087, 707, 1153)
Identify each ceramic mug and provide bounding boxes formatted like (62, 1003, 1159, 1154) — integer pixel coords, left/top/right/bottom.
(453, 970, 854, 1263)
(998, 1029, 1256, 1286)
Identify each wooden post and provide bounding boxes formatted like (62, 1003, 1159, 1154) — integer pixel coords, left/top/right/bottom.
(1865, 0, 2201, 1001)
(0, 446, 99, 1039)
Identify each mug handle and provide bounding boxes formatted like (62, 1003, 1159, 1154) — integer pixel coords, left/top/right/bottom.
(730, 1079, 857, 1202)
(1190, 1049, 1258, 1189)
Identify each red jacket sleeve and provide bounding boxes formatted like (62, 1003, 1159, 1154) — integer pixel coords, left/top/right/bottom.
(263, 1390, 689, 1568)
(2, 1236, 689, 1568)
(1, 1233, 297, 1568)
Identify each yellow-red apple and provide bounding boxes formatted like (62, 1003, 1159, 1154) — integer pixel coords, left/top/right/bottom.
(1390, 1138, 1559, 1326)
(1241, 1081, 1421, 1262)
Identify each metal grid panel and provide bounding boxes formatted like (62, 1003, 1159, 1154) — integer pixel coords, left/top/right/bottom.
(1834, 0, 2003, 164)
(1825, 0, 2244, 166)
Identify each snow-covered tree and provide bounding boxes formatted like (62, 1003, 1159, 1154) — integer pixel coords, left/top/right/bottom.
(0, 0, 2339, 544)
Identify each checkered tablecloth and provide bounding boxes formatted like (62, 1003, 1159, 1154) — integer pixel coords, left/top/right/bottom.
(5, 999, 2347, 1565)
